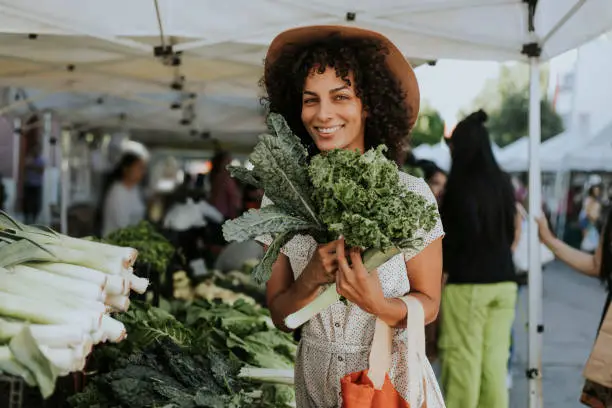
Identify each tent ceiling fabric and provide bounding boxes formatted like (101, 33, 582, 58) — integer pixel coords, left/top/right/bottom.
(0, 0, 610, 147)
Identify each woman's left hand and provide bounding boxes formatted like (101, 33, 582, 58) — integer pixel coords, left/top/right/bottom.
(335, 238, 386, 315)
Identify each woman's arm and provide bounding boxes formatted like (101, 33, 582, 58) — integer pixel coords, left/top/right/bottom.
(265, 240, 341, 332)
(537, 216, 601, 277)
(404, 237, 443, 325)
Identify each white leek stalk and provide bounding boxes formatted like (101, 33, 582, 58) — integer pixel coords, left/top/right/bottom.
(127, 273, 149, 294)
(0, 318, 87, 347)
(284, 246, 401, 329)
(31, 262, 107, 287)
(238, 367, 295, 386)
(101, 315, 127, 343)
(106, 295, 130, 312)
(0, 292, 102, 332)
(0, 271, 105, 313)
(7, 265, 105, 302)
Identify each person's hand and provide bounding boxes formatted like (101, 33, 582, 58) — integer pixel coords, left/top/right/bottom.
(335, 237, 386, 315)
(301, 239, 342, 287)
(535, 216, 554, 245)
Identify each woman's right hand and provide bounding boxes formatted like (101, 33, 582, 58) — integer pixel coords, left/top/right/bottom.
(535, 216, 554, 245)
(301, 239, 343, 287)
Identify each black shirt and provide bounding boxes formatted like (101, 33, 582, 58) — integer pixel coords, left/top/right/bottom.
(443, 199, 516, 285)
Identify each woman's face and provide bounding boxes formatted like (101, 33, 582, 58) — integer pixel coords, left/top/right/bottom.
(301, 66, 366, 153)
(428, 171, 447, 199)
(124, 159, 146, 185)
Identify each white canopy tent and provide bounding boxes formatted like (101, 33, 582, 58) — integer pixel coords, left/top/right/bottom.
(0, 2, 611, 407)
(565, 120, 612, 171)
(498, 130, 592, 173)
(414, 139, 502, 173)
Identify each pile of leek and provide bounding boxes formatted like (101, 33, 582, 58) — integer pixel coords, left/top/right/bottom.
(0, 212, 147, 398)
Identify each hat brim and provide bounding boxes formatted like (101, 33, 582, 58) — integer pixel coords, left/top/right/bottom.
(265, 25, 420, 130)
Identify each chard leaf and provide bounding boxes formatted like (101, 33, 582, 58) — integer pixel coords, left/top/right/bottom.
(222, 205, 319, 243)
(248, 114, 320, 227)
(252, 231, 294, 284)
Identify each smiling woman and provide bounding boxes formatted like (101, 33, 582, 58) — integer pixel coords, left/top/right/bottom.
(257, 26, 445, 408)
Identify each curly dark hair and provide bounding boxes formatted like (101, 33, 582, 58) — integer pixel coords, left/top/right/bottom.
(261, 34, 412, 163)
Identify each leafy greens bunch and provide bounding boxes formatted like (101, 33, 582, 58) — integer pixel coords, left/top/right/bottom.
(223, 114, 439, 328)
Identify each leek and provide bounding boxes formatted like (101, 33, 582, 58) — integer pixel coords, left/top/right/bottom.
(0, 318, 86, 347)
(0, 212, 137, 267)
(6, 265, 105, 302)
(284, 246, 401, 329)
(0, 292, 102, 332)
(238, 367, 295, 386)
(106, 294, 130, 312)
(6, 326, 59, 398)
(127, 273, 149, 294)
(31, 262, 107, 287)
(100, 314, 127, 343)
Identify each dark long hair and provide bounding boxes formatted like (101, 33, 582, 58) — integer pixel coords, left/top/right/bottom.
(441, 110, 516, 244)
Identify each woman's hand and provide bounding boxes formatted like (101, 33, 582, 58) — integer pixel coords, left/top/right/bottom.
(535, 215, 555, 246)
(301, 239, 342, 288)
(335, 238, 386, 315)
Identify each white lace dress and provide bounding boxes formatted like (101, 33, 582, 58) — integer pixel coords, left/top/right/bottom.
(257, 172, 445, 408)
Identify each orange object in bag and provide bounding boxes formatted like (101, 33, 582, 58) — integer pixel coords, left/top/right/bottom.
(340, 369, 410, 408)
(340, 296, 443, 408)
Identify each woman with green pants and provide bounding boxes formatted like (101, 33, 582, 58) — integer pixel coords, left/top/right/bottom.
(438, 110, 521, 408)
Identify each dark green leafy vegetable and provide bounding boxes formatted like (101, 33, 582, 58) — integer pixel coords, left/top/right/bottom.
(310, 145, 438, 251)
(103, 221, 176, 274)
(68, 299, 296, 408)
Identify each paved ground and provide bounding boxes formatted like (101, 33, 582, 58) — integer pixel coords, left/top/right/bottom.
(509, 261, 607, 408)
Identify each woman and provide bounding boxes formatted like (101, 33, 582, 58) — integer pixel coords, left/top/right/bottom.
(421, 161, 447, 203)
(258, 26, 445, 408)
(438, 110, 521, 408)
(537, 213, 612, 406)
(101, 152, 147, 237)
(22, 142, 45, 224)
(580, 180, 603, 253)
(209, 150, 242, 220)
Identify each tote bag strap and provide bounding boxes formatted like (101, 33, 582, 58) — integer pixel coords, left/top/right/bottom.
(367, 296, 427, 407)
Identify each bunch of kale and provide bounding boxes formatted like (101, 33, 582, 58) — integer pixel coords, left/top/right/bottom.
(223, 113, 438, 284)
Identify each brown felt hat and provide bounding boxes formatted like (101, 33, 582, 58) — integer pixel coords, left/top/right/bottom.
(265, 25, 420, 130)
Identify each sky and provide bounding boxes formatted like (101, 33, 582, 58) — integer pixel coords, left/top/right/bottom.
(413, 59, 503, 127)
(412, 49, 582, 130)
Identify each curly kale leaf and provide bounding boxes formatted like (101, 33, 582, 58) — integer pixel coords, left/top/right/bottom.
(309, 145, 439, 252)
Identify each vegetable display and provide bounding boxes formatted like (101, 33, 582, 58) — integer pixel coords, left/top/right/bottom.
(68, 299, 297, 408)
(223, 113, 439, 329)
(0, 212, 147, 398)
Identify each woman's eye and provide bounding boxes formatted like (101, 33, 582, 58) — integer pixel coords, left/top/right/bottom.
(335, 95, 350, 101)
(303, 99, 317, 105)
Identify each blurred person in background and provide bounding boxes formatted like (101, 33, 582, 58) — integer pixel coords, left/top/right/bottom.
(22, 142, 45, 224)
(438, 110, 521, 408)
(419, 160, 447, 203)
(100, 152, 147, 237)
(0, 173, 6, 211)
(537, 210, 612, 406)
(580, 175, 603, 253)
(209, 150, 242, 220)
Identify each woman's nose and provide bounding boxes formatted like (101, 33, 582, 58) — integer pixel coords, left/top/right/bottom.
(315, 99, 334, 122)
